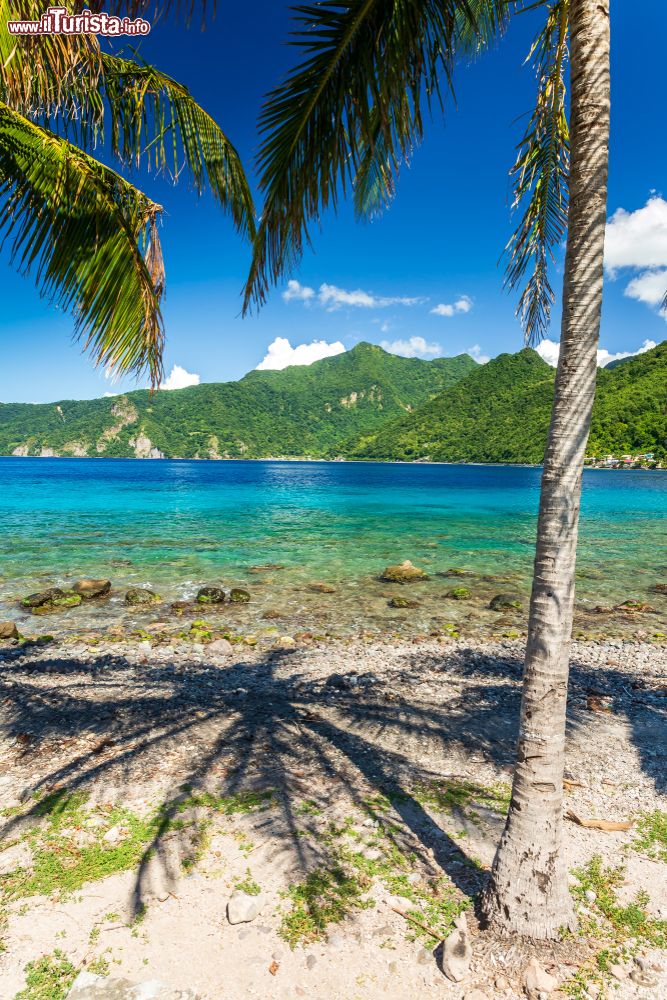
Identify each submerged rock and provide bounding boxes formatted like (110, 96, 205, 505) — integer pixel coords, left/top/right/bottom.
(125, 588, 162, 606)
(23, 588, 82, 614)
(388, 596, 420, 609)
(437, 568, 472, 577)
(447, 587, 471, 601)
(380, 560, 429, 584)
(489, 594, 523, 611)
(229, 588, 251, 604)
(196, 586, 225, 604)
(72, 578, 111, 599)
(308, 582, 337, 594)
(0, 621, 19, 640)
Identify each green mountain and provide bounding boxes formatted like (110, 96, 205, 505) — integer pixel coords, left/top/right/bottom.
(347, 341, 667, 464)
(1, 339, 664, 463)
(0, 342, 475, 459)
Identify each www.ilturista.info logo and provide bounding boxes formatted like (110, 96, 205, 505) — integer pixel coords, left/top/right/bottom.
(7, 6, 150, 35)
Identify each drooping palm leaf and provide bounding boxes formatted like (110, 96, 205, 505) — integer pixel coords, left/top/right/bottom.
(96, 53, 255, 238)
(244, 0, 506, 312)
(0, 102, 165, 384)
(504, 0, 570, 342)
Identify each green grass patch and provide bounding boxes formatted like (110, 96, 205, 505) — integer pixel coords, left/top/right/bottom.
(631, 810, 667, 863)
(279, 863, 373, 948)
(234, 868, 261, 896)
(15, 950, 77, 1000)
(414, 778, 511, 820)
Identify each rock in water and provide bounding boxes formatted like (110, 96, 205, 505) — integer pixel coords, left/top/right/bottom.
(229, 588, 251, 603)
(0, 621, 19, 640)
(388, 596, 420, 609)
(380, 560, 429, 583)
(226, 889, 265, 924)
(523, 957, 558, 997)
(447, 587, 471, 600)
(442, 912, 472, 982)
(21, 587, 67, 608)
(489, 594, 523, 611)
(125, 588, 162, 606)
(308, 582, 337, 593)
(72, 578, 111, 599)
(196, 586, 225, 604)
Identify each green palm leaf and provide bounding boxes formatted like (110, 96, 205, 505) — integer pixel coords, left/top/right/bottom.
(243, 0, 509, 313)
(0, 103, 165, 384)
(96, 54, 255, 238)
(504, 0, 570, 342)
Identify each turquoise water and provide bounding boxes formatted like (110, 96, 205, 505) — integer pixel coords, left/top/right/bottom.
(1, 458, 665, 636)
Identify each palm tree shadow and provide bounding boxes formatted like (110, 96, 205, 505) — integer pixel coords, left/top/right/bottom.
(1, 638, 664, 921)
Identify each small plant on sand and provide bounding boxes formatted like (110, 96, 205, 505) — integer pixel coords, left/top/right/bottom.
(414, 778, 511, 821)
(234, 869, 261, 896)
(631, 810, 667, 863)
(279, 862, 373, 948)
(15, 950, 77, 1000)
(561, 856, 667, 998)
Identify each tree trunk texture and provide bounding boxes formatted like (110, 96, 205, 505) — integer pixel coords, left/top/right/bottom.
(480, 0, 610, 939)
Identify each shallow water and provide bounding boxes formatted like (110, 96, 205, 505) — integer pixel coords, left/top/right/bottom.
(1, 458, 665, 638)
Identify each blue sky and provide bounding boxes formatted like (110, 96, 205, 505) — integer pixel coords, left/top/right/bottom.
(1, 2, 666, 402)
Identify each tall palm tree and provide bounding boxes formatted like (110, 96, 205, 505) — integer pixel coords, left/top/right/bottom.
(0, 0, 254, 387)
(243, 0, 611, 938)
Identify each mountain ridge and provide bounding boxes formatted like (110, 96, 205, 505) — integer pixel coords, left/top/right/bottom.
(1, 339, 664, 463)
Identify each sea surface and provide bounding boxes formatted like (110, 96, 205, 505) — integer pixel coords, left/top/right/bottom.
(1, 458, 666, 638)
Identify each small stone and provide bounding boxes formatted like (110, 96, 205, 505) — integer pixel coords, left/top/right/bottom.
(103, 825, 123, 845)
(380, 560, 429, 583)
(387, 961, 399, 975)
(138, 641, 152, 657)
(196, 586, 225, 604)
(72, 578, 111, 599)
(609, 964, 627, 981)
(442, 913, 472, 983)
(489, 594, 523, 611)
(125, 588, 161, 606)
(523, 957, 558, 998)
(416, 948, 432, 966)
(274, 636, 296, 650)
(308, 582, 336, 594)
(226, 890, 264, 924)
(494, 975, 510, 991)
(0, 620, 19, 640)
(208, 638, 233, 655)
(230, 589, 251, 604)
(584, 888, 596, 903)
(363, 848, 382, 861)
(305, 954, 317, 970)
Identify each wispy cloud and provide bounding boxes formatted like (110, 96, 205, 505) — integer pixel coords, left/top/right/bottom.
(160, 365, 201, 391)
(605, 196, 667, 320)
(467, 344, 489, 364)
(282, 280, 425, 311)
(257, 336, 346, 371)
(380, 336, 442, 359)
(430, 295, 473, 317)
(535, 338, 657, 369)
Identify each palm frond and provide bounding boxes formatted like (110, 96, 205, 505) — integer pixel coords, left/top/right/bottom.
(244, 0, 510, 313)
(0, 1, 102, 116)
(505, 0, 570, 343)
(95, 53, 255, 238)
(0, 102, 165, 384)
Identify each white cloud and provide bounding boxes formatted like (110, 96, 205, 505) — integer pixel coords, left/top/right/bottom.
(256, 336, 346, 371)
(282, 280, 424, 311)
(467, 344, 490, 364)
(282, 279, 315, 304)
(160, 365, 201, 390)
(604, 196, 667, 320)
(380, 336, 442, 359)
(535, 338, 657, 369)
(624, 268, 667, 308)
(605, 197, 667, 274)
(431, 295, 473, 318)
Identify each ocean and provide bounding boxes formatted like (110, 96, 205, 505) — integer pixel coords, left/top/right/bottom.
(1, 458, 665, 637)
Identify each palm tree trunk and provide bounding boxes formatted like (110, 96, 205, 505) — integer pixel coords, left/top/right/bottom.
(480, 0, 610, 939)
